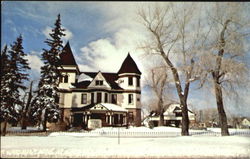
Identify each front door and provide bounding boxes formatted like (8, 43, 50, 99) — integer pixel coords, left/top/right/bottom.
(73, 113, 83, 127)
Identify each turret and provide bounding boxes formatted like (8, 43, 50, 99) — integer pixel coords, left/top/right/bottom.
(58, 41, 80, 89)
(117, 53, 142, 126)
(117, 53, 141, 90)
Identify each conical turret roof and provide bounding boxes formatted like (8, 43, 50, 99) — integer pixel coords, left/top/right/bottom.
(59, 41, 77, 66)
(118, 53, 141, 75)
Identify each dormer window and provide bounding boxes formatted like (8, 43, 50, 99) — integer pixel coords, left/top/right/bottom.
(96, 80, 103, 86)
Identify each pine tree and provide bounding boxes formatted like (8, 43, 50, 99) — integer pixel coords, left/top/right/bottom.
(0, 35, 30, 135)
(0, 45, 11, 135)
(31, 14, 65, 131)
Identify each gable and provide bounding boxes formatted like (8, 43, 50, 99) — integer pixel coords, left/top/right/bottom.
(90, 104, 108, 111)
(88, 72, 111, 89)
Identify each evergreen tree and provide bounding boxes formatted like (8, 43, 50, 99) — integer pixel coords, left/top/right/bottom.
(31, 14, 65, 131)
(0, 35, 30, 135)
(0, 45, 11, 135)
(0, 45, 11, 122)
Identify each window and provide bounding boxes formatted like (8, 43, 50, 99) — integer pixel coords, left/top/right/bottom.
(97, 92, 102, 103)
(136, 77, 140, 87)
(96, 80, 103, 86)
(91, 93, 94, 104)
(81, 94, 87, 104)
(105, 93, 108, 103)
(64, 75, 68, 83)
(128, 94, 134, 104)
(111, 94, 117, 104)
(128, 77, 133, 86)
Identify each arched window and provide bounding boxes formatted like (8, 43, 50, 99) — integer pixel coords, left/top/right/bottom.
(64, 75, 68, 83)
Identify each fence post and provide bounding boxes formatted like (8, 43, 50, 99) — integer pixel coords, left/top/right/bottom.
(118, 127, 120, 145)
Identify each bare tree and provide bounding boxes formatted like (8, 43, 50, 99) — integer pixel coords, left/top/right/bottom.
(145, 66, 175, 126)
(200, 3, 250, 136)
(137, 3, 207, 135)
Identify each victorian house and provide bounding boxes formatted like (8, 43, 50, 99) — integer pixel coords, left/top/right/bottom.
(58, 42, 142, 128)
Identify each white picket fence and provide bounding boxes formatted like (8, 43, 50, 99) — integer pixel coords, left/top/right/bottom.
(5, 130, 250, 137)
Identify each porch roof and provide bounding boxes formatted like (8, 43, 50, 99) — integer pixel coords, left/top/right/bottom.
(71, 103, 128, 113)
(92, 103, 128, 112)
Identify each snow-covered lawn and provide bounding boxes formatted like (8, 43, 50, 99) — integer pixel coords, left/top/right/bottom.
(1, 135, 250, 158)
(2, 126, 250, 158)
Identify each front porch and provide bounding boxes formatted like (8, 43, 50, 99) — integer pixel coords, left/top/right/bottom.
(71, 103, 128, 128)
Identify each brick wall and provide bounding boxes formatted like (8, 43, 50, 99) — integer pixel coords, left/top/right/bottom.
(127, 108, 141, 126)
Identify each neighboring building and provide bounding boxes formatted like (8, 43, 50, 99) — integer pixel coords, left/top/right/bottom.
(146, 104, 196, 127)
(57, 42, 142, 128)
(241, 118, 250, 129)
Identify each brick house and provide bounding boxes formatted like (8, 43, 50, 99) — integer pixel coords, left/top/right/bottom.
(58, 42, 142, 128)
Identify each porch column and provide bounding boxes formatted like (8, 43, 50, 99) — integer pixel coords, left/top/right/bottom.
(84, 113, 87, 123)
(112, 116, 114, 124)
(109, 115, 112, 125)
(106, 114, 109, 123)
(124, 115, 127, 124)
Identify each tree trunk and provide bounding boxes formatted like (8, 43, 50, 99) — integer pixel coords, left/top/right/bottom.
(21, 116, 27, 130)
(2, 121, 8, 136)
(212, 76, 229, 136)
(161, 53, 189, 135)
(21, 81, 33, 130)
(159, 114, 164, 126)
(158, 97, 164, 126)
(180, 99, 189, 136)
(43, 109, 47, 132)
(210, 19, 231, 136)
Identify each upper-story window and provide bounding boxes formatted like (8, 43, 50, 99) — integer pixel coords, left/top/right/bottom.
(111, 94, 117, 104)
(81, 94, 87, 104)
(96, 80, 103, 86)
(105, 93, 108, 103)
(97, 92, 102, 103)
(136, 77, 140, 87)
(91, 93, 94, 104)
(128, 94, 134, 104)
(128, 77, 133, 86)
(64, 75, 68, 83)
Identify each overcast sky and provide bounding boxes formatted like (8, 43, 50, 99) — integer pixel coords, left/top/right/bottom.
(2, 1, 250, 117)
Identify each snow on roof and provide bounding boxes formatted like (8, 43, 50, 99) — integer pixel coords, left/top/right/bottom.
(78, 73, 93, 82)
(100, 103, 128, 112)
(164, 103, 195, 116)
(164, 104, 180, 115)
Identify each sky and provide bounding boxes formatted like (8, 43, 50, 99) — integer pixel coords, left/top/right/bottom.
(1, 1, 250, 117)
